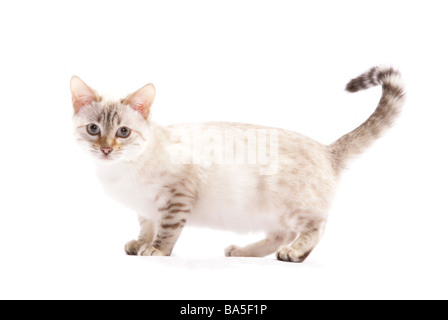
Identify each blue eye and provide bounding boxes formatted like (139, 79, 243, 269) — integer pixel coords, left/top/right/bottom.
(86, 124, 100, 135)
(116, 127, 131, 138)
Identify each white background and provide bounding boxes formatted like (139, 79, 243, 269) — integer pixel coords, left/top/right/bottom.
(0, 0, 447, 300)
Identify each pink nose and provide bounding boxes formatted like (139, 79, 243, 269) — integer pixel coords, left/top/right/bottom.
(100, 147, 113, 155)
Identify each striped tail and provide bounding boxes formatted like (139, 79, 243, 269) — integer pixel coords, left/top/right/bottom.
(329, 66, 405, 171)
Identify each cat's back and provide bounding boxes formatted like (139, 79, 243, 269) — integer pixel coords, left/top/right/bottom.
(166, 121, 332, 167)
(166, 121, 325, 148)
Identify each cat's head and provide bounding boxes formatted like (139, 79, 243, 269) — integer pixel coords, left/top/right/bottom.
(71, 76, 155, 163)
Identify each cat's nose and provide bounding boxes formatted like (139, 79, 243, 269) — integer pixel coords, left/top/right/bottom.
(100, 147, 113, 155)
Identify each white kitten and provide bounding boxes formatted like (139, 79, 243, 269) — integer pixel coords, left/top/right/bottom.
(71, 66, 404, 262)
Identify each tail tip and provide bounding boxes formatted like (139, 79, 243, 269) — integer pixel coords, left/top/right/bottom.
(345, 78, 365, 93)
(345, 66, 380, 93)
(345, 66, 403, 93)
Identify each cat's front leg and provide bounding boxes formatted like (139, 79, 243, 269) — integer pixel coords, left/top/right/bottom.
(125, 217, 155, 255)
(138, 215, 188, 257)
(139, 189, 193, 256)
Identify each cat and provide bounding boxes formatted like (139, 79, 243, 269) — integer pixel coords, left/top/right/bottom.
(71, 66, 404, 262)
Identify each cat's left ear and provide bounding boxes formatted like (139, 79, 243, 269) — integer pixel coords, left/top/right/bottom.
(124, 84, 155, 120)
(70, 76, 101, 113)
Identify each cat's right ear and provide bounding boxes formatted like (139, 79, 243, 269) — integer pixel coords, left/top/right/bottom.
(70, 76, 100, 113)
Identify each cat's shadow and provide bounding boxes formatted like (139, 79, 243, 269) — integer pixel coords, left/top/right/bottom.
(130, 255, 326, 270)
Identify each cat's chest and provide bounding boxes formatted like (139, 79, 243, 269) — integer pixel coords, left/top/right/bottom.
(96, 167, 160, 215)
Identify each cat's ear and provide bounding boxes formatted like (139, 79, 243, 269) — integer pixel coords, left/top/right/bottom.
(124, 84, 155, 119)
(70, 76, 101, 113)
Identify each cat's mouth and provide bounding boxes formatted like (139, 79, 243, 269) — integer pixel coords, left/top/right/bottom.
(91, 148, 125, 163)
(97, 153, 118, 162)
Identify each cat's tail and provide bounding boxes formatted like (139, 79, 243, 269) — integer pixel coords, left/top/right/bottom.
(329, 66, 405, 171)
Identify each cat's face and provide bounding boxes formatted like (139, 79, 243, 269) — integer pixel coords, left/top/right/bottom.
(71, 76, 155, 163)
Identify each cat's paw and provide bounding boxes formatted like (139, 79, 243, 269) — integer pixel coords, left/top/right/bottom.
(224, 245, 243, 257)
(138, 244, 166, 256)
(125, 240, 150, 256)
(276, 246, 311, 263)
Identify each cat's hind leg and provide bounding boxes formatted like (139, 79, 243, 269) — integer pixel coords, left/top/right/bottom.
(276, 219, 326, 263)
(225, 231, 297, 258)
